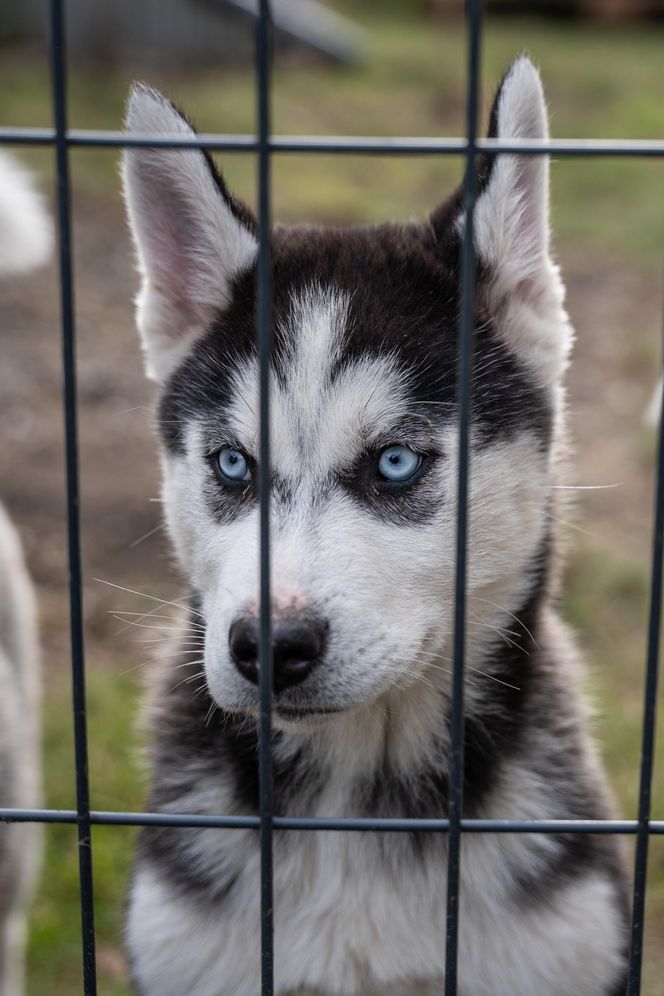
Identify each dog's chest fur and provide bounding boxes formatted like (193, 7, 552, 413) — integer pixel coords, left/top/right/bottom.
(127, 610, 629, 996)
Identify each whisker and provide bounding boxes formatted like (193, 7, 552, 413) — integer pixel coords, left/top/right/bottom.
(119, 660, 155, 677)
(387, 651, 521, 692)
(112, 404, 150, 416)
(129, 524, 163, 548)
(467, 618, 525, 653)
(110, 615, 203, 635)
(546, 512, 597, 538)
(469, 595, 538, 647)
(166, 667, 206, 696)
(551, 483, 623, 491)
(468, 617, 523, 641)
(110, 610, 205, 631)
(109, 594, 196, 637)
(204, 701, 220, 727)
(192, 681, 212, 701)
(465, 665, 520, 691)
(93, 578, 205, 620)
(121, 652, 206, 678)
(163, 648, 211, 659)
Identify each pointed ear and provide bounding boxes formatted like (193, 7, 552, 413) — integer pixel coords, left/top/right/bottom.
(475, 56, 550, 287)
(122, 85, 257, 383)
(433, 58, 574, 385)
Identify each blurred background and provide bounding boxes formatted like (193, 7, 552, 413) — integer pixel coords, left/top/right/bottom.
(0, 0, 663, 993)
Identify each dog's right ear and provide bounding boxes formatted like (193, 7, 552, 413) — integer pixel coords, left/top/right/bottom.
(122, 85, 257, 383)
(431, 57, 573, 386)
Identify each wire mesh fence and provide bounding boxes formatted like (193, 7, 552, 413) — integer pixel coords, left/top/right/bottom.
(0, 1, 662, 995)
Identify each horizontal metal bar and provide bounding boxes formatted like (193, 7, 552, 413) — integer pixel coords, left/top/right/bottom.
(1, 809, 664, 834)
(1, 128, 664, 157)
(0, 127, 53, 146)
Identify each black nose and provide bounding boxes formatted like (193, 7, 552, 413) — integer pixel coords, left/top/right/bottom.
(229, 613, 326, 693)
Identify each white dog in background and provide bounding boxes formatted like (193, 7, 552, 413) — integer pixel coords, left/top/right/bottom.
(0, 155, 52, 278)
(0, 153, 49, 996)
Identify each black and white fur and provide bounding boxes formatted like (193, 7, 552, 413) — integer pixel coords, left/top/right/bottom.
(0, 154, 48, 996)
(122, 59, 629, 996)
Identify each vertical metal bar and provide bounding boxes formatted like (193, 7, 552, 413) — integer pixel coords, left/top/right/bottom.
(626, 292, 664, 995)
(256, 2, 274, 994)
(48, 0, 97, 993)
(444, 1, 482, 993)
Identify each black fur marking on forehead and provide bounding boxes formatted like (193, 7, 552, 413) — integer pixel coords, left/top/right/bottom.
(327, 226, 551, 449)
(158, 217, 551, 460)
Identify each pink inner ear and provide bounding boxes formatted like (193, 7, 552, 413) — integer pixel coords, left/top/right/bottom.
(512, 155, 548, 263)
(515, 272, 548, 309)
(147, 209, 204, 327)
(135, 162, 220, 330)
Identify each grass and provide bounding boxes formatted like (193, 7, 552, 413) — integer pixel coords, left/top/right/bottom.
(0, 4, 661, 993)
(26, 668, 142, 995)
(564, 539, 664, 996)
(1, 9, 663, 261)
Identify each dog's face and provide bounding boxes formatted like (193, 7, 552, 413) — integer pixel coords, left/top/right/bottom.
(123, 58, 573, 723)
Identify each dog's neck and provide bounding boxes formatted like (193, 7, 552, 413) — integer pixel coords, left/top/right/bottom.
(163, 558, 547, 821)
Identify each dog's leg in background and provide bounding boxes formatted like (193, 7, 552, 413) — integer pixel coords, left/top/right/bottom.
(0, 155, 52, 278)
(0, 154, 49, 996)
(0, 506, 41, 996)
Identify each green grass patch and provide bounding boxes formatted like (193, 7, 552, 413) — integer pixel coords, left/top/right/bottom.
(27, 668, 140, 996)
(564, 539, 664, 990)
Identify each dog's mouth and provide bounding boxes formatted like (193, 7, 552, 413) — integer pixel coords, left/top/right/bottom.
(274, 705, 344, 722)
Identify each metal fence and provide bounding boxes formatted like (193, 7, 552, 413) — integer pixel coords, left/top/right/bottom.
(0, 1, 662, 994)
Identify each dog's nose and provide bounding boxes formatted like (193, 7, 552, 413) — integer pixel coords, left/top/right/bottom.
(229, 613, 326, 693)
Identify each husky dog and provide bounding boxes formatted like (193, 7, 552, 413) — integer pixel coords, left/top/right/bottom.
(122, 59, 629, 996)
(0, 154, 48, 996)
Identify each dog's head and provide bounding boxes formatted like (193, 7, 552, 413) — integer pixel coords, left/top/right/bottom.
(122, 57, 572, 724)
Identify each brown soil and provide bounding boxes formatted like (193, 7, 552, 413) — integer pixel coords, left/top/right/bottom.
(1, 193, 166, 672)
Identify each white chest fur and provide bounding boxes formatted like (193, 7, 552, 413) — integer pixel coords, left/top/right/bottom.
(127, 823, 624, 996)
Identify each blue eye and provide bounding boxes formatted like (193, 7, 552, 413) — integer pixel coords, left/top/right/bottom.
(216, 447, 250, 483)
(377, 445, 422, 483)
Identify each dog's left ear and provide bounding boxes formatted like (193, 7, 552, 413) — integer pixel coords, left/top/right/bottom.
(435, 57, 573, 385)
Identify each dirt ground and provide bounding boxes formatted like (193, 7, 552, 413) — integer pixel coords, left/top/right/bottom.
(1, 194, 165, 669)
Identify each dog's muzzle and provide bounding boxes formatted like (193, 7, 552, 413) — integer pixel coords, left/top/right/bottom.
(229, 612, 327, 693)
